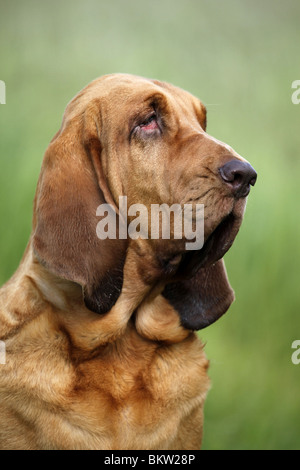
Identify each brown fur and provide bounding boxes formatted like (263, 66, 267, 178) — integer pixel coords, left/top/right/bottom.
(0, 74, 254, 449)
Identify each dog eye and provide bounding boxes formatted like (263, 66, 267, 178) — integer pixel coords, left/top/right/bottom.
(140, 113, 159, 131)
(130, 111, 161, 141)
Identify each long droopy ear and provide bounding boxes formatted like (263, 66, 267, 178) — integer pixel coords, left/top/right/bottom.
(163, 259, 234, 330)
(33, 102, 127, 314)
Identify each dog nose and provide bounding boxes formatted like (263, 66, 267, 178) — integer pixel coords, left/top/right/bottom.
(219, 159, 257, 198)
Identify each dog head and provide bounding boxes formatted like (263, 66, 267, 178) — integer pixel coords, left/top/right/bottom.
(33, 74, 256, 330)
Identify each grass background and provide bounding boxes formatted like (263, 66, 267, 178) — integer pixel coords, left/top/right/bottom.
(0, 0, 299, 450)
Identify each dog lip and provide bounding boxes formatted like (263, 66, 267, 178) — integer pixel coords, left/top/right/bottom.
(177, 212, 241, 278)
(200, 213, 238, 266)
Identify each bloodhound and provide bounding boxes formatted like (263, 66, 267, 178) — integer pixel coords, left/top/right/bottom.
(0, 74, 256, 450)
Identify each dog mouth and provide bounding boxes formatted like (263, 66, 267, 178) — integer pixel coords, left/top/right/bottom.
(177, 211, 242, 279)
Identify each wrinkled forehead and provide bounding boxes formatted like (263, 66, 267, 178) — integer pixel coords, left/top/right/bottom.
(63, 74, 204, 124)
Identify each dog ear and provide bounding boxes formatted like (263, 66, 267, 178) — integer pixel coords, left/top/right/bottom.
(162, 260, 234, 330)
(33, 104, 127, 315)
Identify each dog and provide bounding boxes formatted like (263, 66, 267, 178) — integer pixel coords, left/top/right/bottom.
(0, 74, 256, 449)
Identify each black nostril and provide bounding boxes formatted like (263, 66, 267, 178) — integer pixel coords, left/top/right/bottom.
(219, 159, 257, 198)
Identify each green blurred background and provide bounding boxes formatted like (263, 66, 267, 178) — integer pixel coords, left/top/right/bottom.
(0, 0, 299, 450)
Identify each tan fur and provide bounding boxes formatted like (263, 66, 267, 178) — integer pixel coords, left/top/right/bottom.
(0, 74, 253, 450)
